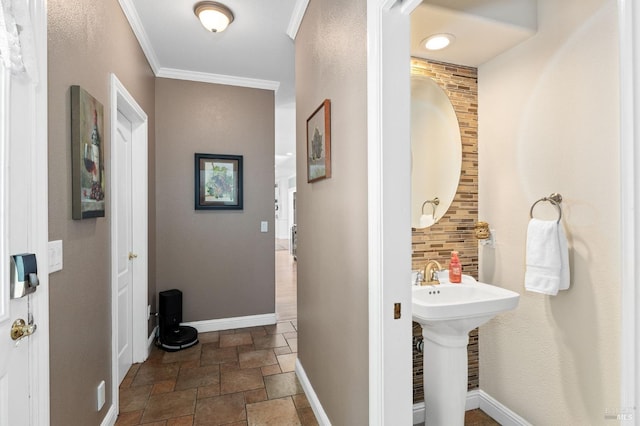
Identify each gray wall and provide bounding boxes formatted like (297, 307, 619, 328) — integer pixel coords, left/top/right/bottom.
(47, 0, 156, 424)
(155, 78, 275, 321)
(295, 0, 369, 424)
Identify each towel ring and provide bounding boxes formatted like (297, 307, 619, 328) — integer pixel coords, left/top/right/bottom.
(421, 197, 440, 217)
(530, 193, 562, 223)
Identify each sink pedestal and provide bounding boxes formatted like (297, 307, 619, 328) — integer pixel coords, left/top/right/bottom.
(422, 328, 469, 426)
(412, 281, 520, 425)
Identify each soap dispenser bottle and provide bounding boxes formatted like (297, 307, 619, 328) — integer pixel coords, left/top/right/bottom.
(449, 251, 462, 283)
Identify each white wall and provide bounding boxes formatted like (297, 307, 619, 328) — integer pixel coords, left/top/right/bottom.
(478, 0, 620, 423)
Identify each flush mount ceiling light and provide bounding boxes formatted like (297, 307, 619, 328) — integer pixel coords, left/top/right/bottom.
(423, 34, 455, 51)
(194, 1, 234, 33)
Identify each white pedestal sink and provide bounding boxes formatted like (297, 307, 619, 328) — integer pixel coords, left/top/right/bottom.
(412, 279, 519, 425)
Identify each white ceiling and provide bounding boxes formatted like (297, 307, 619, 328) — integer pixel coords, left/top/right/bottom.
(120, 0, 536, 180)
(120, 0, 299, 105)
(411, 1, 537, 67)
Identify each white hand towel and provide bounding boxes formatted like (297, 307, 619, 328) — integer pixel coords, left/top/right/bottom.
(524, 218, 570, 295)
(419, 214, 435, 228)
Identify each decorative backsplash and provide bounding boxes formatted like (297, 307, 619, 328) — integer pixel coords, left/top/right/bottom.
(410, 58, 479, 403)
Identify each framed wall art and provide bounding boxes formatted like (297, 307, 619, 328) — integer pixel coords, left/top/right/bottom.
(71, 85, 105, 219)
(195, 153, 243, 210)
(306, 99, 331, 183)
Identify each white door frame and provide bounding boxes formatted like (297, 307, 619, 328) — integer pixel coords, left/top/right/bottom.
(109, 74, 149, 420)
(366, 0, 419, 423)
(618, 0, 638, 422)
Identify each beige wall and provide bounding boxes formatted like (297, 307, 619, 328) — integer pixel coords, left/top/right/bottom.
(478, 0, 620, 422)
(48, 0, 155, 424)
(155, 78, 275, 321)
(295, 0, 369, 424)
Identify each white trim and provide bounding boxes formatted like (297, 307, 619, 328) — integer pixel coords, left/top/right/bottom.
(109, 73, 149, 422)
(412, 390, 531, 426)
(400, 0, 423, 15)
(117, 0, 160, 73)
(31, 0, 50, 423)
(295, 358, 331, 425)
(367, 0, 413, 424)
(182, 313, 277, 333)
(156, 67, 280, 92)
(100, 405, 117, 426)
(286, 0, 310, 40)
(367, 1, 384, 421)
(619, 0, 639, 422)
(478, 390, 532, 426)
(147, 325, 158, 352)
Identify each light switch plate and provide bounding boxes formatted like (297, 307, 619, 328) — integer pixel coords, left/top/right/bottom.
(48, 240, 63, 273)
(260, 221, 268, 233)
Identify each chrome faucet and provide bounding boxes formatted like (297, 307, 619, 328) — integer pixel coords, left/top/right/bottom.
(422, 260, 443, 285)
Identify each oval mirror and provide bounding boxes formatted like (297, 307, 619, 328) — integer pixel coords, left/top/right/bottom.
(411, 76, 462, 229)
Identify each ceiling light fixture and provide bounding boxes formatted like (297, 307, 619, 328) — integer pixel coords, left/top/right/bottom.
(194, 1, 234, 33)
(423, 34, 455, 51)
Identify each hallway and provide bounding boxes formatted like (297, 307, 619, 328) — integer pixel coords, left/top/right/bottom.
(115, 241, 307, 425)
(116, 319, 317, 425)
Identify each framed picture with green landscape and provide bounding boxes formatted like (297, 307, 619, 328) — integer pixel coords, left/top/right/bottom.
(195, 153, 243, 210)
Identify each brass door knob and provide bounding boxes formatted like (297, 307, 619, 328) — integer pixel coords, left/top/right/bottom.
(11, 318, 37, 341)
(128, 252, 138, 260)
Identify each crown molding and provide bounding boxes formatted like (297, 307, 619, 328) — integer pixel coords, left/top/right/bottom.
(118, 0, 161, 74)
(286, 0, 310, 40)
(156, 67, 280, 91)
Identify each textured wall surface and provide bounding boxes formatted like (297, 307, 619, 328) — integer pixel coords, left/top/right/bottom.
(48, 0, 156, 423)
(478, 0, 621, 422)
(155, 78, 275, 321)
(410, 59, 479, 403)
(295, 0, 369, 423)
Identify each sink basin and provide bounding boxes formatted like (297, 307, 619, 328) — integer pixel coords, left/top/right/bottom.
(412, 279, 519, 426)
(412, 281, 520, 336)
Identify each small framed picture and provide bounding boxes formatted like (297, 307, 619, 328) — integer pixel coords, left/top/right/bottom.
(70, 85, 105, 219)
(195, 153, 243, 210)
(307, 99, 331, 183)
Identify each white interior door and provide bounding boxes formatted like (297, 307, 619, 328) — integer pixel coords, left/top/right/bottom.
(116, 110, 134, 384)
(109, 74, 148, 421)
(0, 67, 32, 419)
(0, 4, 49, 419)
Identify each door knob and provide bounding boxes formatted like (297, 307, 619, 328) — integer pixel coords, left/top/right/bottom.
(128, 252, 138, 260)
(10, 318, 37, 341)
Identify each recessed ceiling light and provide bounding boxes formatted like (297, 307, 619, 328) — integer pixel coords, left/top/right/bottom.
(286, 152, 293, 156)
(423, 34, 455, 51)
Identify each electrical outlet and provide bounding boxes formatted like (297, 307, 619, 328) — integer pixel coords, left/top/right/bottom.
(260, 221, 268, 233)
(97, 380, 105, 411)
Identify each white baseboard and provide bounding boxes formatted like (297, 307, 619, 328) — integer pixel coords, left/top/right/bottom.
(182, 313, 277, 333)
(295, 359, 332, 425)
(478, 390, 532, 426)
(147, 325, 158, 356)
(412, 389, 530, 425)
(100, 404, 117, 426)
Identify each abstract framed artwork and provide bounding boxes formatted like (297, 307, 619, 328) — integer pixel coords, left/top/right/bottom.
(306, 99, 331, 183)
(71, 85, 105, 219)
(195, 153, 243, 210)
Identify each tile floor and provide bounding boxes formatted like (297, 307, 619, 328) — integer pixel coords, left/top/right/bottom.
(116, 319, 318, 425)
(116, 244, 498, 425)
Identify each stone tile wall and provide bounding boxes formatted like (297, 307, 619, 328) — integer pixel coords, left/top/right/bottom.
(410, 58, 479, 403)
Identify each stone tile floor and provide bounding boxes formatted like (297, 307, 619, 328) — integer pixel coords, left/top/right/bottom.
(116, 319, 318, 425)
